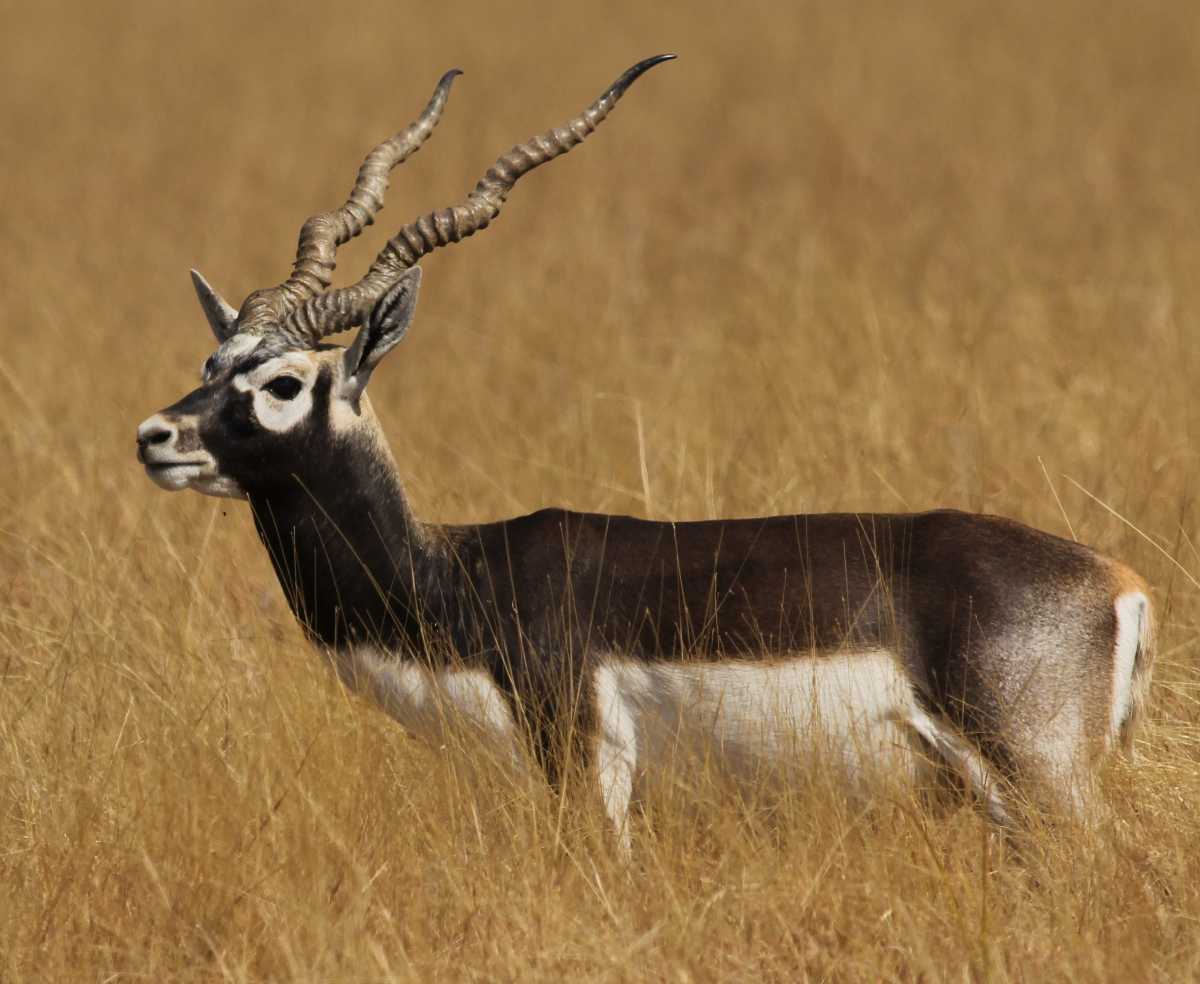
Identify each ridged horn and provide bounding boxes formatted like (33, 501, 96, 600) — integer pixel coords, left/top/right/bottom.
(234, 69, 462, 336)
(280, 54, 676, 344)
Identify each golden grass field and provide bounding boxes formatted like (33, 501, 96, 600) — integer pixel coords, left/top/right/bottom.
(5, 0, 1200, 979)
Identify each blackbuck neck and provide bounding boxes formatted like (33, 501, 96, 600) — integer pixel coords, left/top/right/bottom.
(247, 427, 450, 653)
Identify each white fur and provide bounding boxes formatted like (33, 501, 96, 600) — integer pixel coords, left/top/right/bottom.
(232, 354, 319, 433)
(1111, 591, 1148, 745)
(140, 450, 244, 498)
(595, 651, 918, 779)
(341, 647, 522, 766)
(593, 665, 638, 854)
(329, 386, 380, 437)
(203, 332, 261, 380)
(905, 708, 1009, 825)
(590, 651, 997, 845)
(136, 414, 246, 498)
(191, 473, 247, 498)
(144, 461, 204, 491)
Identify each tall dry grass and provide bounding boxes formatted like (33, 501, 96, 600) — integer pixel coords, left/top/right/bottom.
(4, 0, 1200, 979)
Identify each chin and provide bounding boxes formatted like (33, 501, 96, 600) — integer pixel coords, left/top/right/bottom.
(191, 475, 248, 499)
(145, 464, 202, 491)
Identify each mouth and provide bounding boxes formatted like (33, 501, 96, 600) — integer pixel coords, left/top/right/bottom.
(142, 458, 207, 491)
(140, 456, 245, 499)
(144, 459, 205, 472)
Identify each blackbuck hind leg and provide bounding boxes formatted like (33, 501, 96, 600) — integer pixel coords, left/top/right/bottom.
(1015, 716, 1102, 827)
(903, 709, 1013, 828)
(995, 587, 1152, 827)
(592, 663, 638, 855)
(907, 702, 1101, 831)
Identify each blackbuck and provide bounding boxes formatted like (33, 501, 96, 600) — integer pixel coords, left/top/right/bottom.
(137, 56, 1154, 851)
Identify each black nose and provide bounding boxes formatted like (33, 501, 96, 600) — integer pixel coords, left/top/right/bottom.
(136, 424, 172, 450)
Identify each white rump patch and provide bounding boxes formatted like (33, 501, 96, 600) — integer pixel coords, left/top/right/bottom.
(1111, 591, 1148, 744)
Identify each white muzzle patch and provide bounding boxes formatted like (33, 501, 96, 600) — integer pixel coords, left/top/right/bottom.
(136, 413, 245, 499)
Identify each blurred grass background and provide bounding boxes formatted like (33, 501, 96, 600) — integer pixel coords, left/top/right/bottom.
(4, 0, 1200, 979)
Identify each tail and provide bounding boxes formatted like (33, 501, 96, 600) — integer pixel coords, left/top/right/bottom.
(1114, 590, 1155, 755)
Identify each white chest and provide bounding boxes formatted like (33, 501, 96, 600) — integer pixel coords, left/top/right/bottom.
(338, 646, 520, 757)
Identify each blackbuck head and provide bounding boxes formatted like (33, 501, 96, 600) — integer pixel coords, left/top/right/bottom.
(136, 56, 674, 500)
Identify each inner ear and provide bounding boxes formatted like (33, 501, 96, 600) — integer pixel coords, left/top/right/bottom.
(342, 267, 422, 407)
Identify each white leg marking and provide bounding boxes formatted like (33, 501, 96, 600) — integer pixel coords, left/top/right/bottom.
(904, 709, 1010, 826)
(1111, 591, 1149, 747)
(593, 663, 638, 855)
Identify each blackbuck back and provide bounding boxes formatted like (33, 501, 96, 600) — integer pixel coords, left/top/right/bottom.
(137, 57, 1154, 852)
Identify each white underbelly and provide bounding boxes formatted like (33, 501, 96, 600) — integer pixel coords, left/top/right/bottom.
(594, 650, 923, 786)
(339, 645, 926, 791)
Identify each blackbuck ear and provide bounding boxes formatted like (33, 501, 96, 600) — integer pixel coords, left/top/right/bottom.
(190, 269, 239, 342)
(342, 267, 422, 407)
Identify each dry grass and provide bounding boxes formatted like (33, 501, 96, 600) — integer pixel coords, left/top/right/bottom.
(5, 0, 1200, 979)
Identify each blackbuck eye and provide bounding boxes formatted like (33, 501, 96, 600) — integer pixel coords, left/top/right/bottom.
(264, 376, 302, 400)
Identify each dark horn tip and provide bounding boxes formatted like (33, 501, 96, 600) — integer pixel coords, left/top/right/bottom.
(611, 53, 677, 96)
